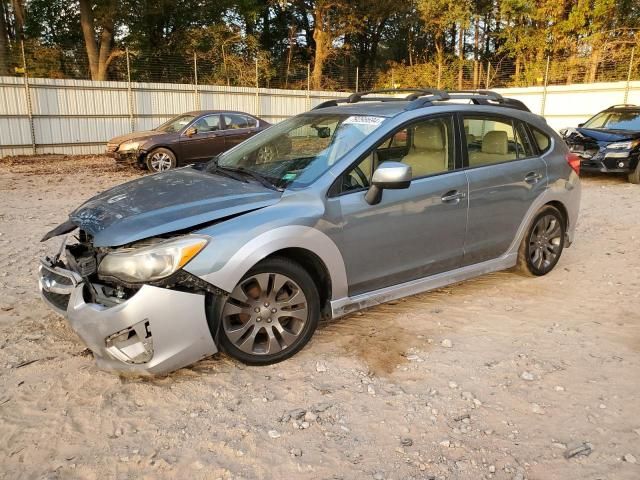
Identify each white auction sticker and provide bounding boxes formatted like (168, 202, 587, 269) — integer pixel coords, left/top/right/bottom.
(343, 115, 385, 126)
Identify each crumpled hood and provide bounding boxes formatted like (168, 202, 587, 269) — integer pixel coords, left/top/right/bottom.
(565, 127, 640, 145)
(69, 167, 282, 247)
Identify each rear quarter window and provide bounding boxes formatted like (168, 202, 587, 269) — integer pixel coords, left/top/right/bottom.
(531, 127, 551, 153)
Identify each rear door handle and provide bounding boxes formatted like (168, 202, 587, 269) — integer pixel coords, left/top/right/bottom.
(524, 172, 542, 184)
(441, 190, 466, 203)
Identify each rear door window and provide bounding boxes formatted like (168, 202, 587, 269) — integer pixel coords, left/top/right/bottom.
(223, 114, 249, 129)
(223, 114, 257, 130)
(463, 116, 518, 167)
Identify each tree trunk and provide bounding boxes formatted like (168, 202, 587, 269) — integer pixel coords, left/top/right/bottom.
(9, 0, 24, 38)
(0, 0, 9, 75)
(435, 35, 444, 89)
(79, 0, 116, 81)
(311, 7, 329, 90)
(473, 16, 479, 89)
(458, 26, 464, 89)
(587, 47, 600, 83)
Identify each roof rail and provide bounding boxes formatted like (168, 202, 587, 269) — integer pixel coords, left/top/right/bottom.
(312, 88, 530, 112)
(312, 88, 450, 110)
(607, 103, 637, 109)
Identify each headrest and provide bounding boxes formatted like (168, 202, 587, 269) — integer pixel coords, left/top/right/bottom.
(413, 123, 444, 151)
(482, 131, 508, 155)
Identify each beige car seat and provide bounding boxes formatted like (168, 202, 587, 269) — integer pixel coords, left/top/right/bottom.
(402, 123, 448, 177)
(468, 130, 511, 166)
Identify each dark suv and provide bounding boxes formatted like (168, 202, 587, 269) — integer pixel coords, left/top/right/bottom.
(106, 110, 270, 172)
(561, 104, 640, 183)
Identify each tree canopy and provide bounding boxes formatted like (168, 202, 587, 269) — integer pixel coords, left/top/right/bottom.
(0, 0, 638, 89)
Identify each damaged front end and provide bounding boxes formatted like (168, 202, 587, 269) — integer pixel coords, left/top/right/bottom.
(38, 229, 224, 374)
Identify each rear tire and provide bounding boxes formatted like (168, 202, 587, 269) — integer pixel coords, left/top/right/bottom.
(218, 257, 320, 365)
(628, 161, 640, 184)
(516, 205, 566, 277)
(145, 148, 177, 172)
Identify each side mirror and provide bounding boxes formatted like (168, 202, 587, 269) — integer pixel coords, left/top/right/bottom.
(577, 123, 584, 128)
(365, 162, 412, 205)
(185, 127, 197, 137)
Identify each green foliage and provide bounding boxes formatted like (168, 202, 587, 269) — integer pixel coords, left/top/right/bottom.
(0, 0, 636, 88)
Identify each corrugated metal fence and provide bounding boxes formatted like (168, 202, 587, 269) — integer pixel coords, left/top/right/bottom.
(0, 76, 639, 158)
(0, 76, 346, 157)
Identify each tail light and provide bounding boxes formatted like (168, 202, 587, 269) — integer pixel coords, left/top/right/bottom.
(566, 152, 580, 175)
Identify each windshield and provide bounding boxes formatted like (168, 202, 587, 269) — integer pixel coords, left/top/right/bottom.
(208, 113, 386, 189)
(583, 111, 640, 131)
(155, 114, 196, 133)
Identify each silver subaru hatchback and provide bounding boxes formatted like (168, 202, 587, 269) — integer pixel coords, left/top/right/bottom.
(38, 90, 581, 374)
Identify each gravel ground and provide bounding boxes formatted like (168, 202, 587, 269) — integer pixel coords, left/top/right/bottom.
(0, 155, 639, 480)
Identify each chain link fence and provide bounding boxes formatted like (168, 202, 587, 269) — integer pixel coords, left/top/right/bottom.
(1, 39, 639, 157)
(2, 40, 638, 92)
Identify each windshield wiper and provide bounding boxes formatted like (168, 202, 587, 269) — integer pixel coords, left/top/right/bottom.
(208, 161, 249, 183)
(230, 167, 283, 192)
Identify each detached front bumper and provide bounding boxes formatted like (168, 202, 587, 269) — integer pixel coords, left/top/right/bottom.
(38, 261, 218, 375)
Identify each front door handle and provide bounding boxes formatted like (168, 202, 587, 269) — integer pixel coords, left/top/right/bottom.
(524, 172, 543, 184)
(441, 190, 466, 203)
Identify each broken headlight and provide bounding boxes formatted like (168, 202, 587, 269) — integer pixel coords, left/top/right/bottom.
(98, 235, 209, 283)
(607, 139, 640, 150)
(118, 141, 141, 152)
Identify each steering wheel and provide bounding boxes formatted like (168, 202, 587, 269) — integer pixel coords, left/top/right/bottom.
(342, 165, 369, 191)
(351, 165, 369, 187)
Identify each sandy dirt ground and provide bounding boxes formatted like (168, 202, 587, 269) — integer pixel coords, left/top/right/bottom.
(0, 155, 638, 480)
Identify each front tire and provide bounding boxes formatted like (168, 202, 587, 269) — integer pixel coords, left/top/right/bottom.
(145, 148, 177, 172)
(628, 161, 640, 184)
(516, 205, 566, 276)
(218, 257, 320, 365)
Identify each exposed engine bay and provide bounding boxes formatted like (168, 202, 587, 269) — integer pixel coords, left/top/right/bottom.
(48, 229, 225, 308)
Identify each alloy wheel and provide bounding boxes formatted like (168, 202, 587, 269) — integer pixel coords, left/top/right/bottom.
(149, 152, 173, 171)
(528, 214, 562, 271)
(222, 273, 309, 356)
(256, 145, 276, 164)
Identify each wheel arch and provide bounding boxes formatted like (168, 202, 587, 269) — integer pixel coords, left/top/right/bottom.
(544, 200, 569, 229)
(263, 248, 332, 315)
(194, 225, 348, 302)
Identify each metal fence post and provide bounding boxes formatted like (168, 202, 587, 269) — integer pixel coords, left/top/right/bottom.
(624, 47, 635, 104)
(255, 56, 260, 116)
(193, 52, 201, 110)
(306, 63, 311, 110)
(355, 66, 359, 92)
(485, 62, 490, 89)
(126, 47, 135, 132)
(21, 41, 36, 155)
(541, 56, 550, 116)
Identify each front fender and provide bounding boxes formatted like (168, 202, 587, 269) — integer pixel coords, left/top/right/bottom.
(184, 225, 348, 300)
